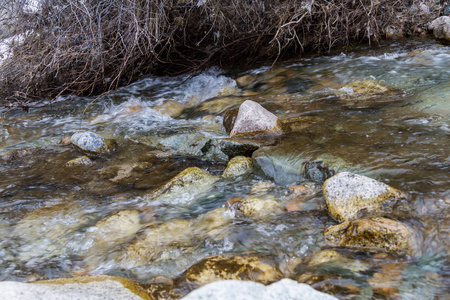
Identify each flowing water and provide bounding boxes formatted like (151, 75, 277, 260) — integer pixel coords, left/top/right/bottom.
(0, 38, 449, 298)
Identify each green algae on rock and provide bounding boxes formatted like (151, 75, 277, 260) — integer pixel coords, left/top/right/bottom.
(144, 167, 219, 205)
(324, 217, 422, 256)
(222, 156, 253, 178)
(323, 172, 407, 222)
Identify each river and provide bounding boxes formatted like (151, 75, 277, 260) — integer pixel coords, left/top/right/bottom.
(0, 38, 449, 299)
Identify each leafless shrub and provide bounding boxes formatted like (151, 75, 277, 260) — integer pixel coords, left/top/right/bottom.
(0, 0, 442, 108)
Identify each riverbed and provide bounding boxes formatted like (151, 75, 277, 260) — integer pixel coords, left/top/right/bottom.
(0, 38, 449, 299)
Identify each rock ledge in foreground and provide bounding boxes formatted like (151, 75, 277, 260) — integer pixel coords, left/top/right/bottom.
(182, 278, 338, 300)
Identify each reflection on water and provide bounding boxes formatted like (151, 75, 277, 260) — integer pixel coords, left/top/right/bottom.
(0, 39, 449, 298)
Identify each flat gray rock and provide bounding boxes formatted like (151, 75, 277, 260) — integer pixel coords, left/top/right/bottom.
(0, 280, 142, 300)
(182, 278, 338, 300)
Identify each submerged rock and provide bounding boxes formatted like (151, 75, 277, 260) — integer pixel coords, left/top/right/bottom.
(0, 276, 150, 300)
(336, 79, 393, 108)
(230, 100, 284, 138)
(119, 219, 194, 267)
(65, 156, 94, 167)
(228, 196, 284, 219)
(84, 210, 141, 261)
(410, 80, 450, 119)
(198, 96, 246, 115)
(70, 131, 117, 155)
(324, 217, 422, 256)
(223, 108, 238, 134)
(337, 79, 390, 99)
(157, 133, 228, 162)
(182, 278, 338, 300)
(1, 147, 40, 161)
(215, 138, 262, 158)
(235, 74, 257, 89)
(251, 139, 341, 185)
(306, 249, 369, 273)
(154, 100, 184, 118)
(144, 167, 219, 205)
(323, 172, 406, 222)
(180, 254, 282, 287)
(428, 16, 450, 44)
(11, 203, 91, 262)
(191, 207, 233, 240)
(222, 156, 253, 178)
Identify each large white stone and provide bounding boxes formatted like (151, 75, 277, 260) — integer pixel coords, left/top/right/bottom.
(182, 278, 338, 300)
(0, 280, 142, 300)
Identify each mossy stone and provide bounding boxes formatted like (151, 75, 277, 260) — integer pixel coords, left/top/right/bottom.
(181, 254, 281, 287)
(222, 156, 253, 178)
(324, 217, 422, 256)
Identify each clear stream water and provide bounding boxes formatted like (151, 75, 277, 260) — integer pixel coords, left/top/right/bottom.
(0, 38, 449, 298)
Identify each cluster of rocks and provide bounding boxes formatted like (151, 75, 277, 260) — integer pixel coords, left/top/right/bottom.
(3, 57, 444, 299)
(18, 97, 423, 299)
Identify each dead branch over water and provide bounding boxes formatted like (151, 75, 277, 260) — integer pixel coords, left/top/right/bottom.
(0, 0, 443, 107)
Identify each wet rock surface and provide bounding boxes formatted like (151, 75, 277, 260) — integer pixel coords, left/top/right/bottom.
(251, 138, 342, 186)
(11, 203, 92, 262)
(229, 100, 284, 138)
(324, 217, 422, 256)
(0, 276, 150, 300)
(182, 278, 338, 300)
(222, 156, 252, 178)
(228, 196, 284, 219)
(410, 80, 450, 119)
(215, 138, 262, 158)
(65, 155, 94, 167)
(70, 131, 116, 155)
(178, 254, 282, 288)
(144, 167, 219, 204)
(323, 172, 407, 222)
(154, 100, 184, 118)
(156, 133, 228, 162)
